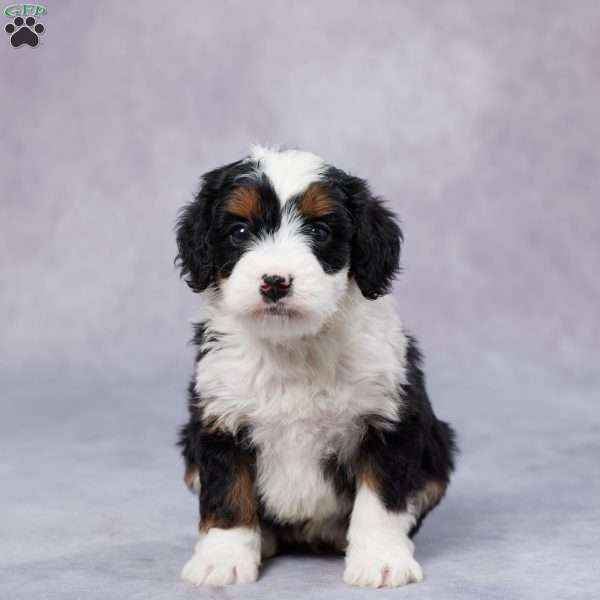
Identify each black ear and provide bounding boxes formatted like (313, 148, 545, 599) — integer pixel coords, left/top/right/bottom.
(333, 171, 402, 299)
(175, 192, 214, 293)
(175, 161, 244, 292)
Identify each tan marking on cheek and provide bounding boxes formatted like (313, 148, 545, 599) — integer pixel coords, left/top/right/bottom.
(412, 479, 448, 515)
(357, 459, 379, 492)
(298, 183, 335, 219)
(224, 186, 261, 220)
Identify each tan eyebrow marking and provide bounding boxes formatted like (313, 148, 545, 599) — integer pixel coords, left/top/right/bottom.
(298, 183, 336, 219)
(224, 186, 261, 220)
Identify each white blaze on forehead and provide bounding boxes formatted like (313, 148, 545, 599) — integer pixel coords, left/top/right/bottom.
(249, 145, 326, 204)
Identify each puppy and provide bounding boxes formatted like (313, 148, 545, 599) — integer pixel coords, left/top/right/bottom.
(176, 146, 456, 588)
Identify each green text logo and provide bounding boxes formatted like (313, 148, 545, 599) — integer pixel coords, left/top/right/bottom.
(4, 4, 46, 17)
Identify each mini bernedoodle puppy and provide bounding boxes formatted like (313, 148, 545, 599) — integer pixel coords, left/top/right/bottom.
(176, 146, 457, 588)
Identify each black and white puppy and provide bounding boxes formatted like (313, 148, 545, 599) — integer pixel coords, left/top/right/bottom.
(176, 146, 456, 588)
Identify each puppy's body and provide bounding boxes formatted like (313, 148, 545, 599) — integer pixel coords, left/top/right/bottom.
(176, 146, 456, 587)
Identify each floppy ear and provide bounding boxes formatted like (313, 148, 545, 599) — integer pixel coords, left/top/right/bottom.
(336, 172, 402, 299)
(175, 191, 214, 293)
(175, 162, 241, 292)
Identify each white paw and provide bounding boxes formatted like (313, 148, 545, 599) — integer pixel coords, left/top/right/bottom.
(181, 551, 258, 586)
(181, 527, 260, 586)
(344, 546, 423, 588)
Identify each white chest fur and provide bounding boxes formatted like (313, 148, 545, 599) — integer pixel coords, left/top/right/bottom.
(253, 402, 353, 522)
(195, 289, 407, 523)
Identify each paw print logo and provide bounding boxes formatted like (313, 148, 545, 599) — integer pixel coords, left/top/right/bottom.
(5, 16, 45, 47)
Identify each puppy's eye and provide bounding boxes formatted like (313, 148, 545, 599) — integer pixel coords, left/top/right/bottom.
(229, 224, 251, 244)
(308, 223, 331, 243)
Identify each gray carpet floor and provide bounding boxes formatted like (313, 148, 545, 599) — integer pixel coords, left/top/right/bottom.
(2, 376, 598, 599)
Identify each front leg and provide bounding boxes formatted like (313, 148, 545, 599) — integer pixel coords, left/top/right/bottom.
(344, 419, 426, 588)
(344, 476, 423, 587)
(181, 425, 262, 586)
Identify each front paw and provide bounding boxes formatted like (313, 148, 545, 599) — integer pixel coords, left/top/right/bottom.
(344, 545, 423, 588)
(181, 527, 260, 586)
(181, 552, 258, 586)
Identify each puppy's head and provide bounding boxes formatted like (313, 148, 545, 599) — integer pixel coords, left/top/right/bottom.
(176, 146, 402, 338)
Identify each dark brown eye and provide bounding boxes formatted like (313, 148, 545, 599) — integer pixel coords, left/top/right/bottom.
(308, 223, 331, 243)
(229, 224, 251, 244)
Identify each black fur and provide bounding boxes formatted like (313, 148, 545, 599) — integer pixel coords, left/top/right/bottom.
(324, 166, 402, 299)
(357, 335, 456, 533)
(196, 428, 255, 527)
(288, 183, 354, 276)
(178, 333, 256, 529)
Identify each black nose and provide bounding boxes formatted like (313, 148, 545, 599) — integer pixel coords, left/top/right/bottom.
(260, 274, 292, 303)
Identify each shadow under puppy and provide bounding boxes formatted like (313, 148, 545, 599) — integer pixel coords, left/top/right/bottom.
(176, 146, 456, 588)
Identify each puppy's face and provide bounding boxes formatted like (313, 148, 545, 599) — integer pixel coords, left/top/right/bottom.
(176, 147, 402, 338)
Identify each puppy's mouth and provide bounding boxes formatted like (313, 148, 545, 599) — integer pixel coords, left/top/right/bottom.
(249, 304, 301, 319)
